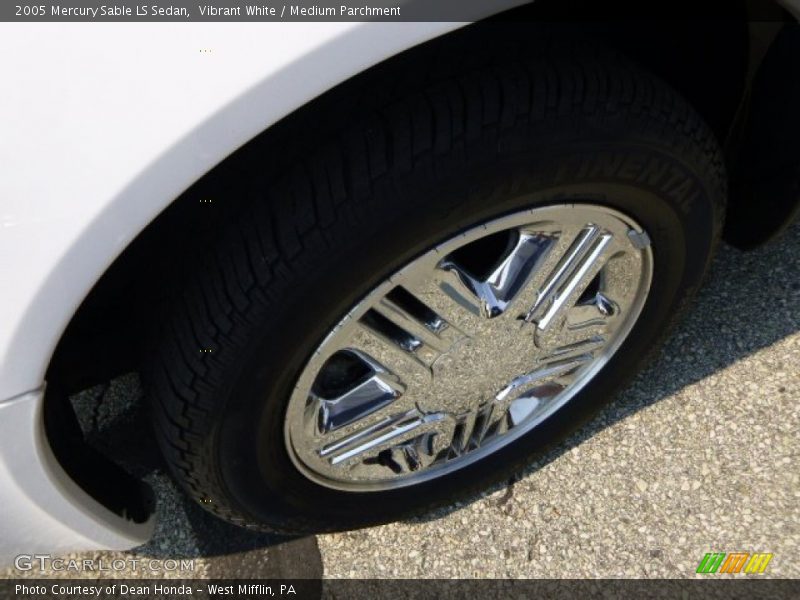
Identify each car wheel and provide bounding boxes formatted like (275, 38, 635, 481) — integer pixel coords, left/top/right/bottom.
(147, 48, 725, 533)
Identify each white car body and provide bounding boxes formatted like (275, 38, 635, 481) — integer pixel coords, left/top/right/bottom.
(1, 3, 798, 564)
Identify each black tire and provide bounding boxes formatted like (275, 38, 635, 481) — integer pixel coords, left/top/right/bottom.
(146, 45, 725, 534)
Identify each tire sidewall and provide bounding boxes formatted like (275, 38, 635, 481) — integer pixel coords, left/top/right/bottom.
(214, 140, 719, 531)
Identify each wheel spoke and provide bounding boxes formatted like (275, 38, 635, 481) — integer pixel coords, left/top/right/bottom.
(347, 318, 435, 376)
(524, 225, 616, 332)
(317, 409, 450, 469)
(310, 352, 406, 435)
(566, 291, 617, 329)
(379, 432, 446, 474)
(437, 232, 557, 319)
(371, 287, 465, 353)
(404, 275, 485, 337)
(484, 338, 604, 431)
(545, 335, 607, 361)
(466, 402, 499, 449)
(351, 284, 471, 373)
(495, 355, 592, 405)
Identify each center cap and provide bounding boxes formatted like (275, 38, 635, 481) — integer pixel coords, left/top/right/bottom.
(420, 320, 540, 416)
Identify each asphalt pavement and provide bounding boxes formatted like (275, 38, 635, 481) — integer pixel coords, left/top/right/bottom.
(3, 222, 799, 580)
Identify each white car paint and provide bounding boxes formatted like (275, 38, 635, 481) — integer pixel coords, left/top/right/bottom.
(0, 389, 153, 564)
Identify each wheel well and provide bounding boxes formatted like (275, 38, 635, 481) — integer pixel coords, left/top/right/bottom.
(46, 4, 764, 392)
(44, 0, 795, 516)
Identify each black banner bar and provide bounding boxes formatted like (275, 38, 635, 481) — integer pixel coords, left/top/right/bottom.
(2, 579, 799, 600)
(2, 0, 796, 22)
(2, 0, 524, 22)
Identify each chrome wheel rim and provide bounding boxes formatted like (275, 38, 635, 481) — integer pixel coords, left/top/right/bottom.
(284, 204, 653, 491)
